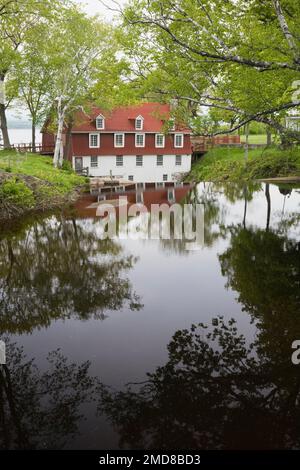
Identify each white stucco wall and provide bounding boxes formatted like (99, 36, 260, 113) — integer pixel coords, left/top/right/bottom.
(73, 154, 192, 182)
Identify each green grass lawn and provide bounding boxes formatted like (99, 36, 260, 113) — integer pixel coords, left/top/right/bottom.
(188, 146, 300, 182)
(0, 150, 87, 217)
(239, 134, 277, 145)
(0, 150, 86, 194)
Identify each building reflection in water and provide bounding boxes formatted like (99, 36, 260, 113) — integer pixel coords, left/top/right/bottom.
(0, 182, 299, 450)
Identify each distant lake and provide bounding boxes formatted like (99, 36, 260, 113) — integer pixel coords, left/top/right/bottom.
(8, 128, 42, 145)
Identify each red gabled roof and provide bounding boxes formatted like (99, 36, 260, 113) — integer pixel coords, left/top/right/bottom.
(70, 102, 191, 133)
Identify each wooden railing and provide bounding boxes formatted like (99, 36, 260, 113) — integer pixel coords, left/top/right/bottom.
(0, 143, 54, 154)
(191, 135, 241, 153)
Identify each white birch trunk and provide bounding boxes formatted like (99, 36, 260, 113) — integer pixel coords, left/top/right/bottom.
(273, 0, 300, 62)
(53, 97, 66, 168)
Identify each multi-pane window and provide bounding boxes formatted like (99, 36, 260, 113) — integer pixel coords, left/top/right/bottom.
(174, 133, 184, 148)
(91, 156, 98, 168)
(155, 134, 165, 148)
(128, 175, 134, 181)
(135, 133, 145, 147)
(163, 174, 168, 181)
(116, 156, 123, 167)
(115, 133, 125, 148)
(136, 155, 143, 167)
(89, 133, 100, 148)
(176, 155, 182, 166)
(135, 117, 143, 130)
(157, 155, 163, 166)
(96, 115, 105, 130)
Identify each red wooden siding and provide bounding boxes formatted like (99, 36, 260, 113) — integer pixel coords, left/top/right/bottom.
(70, 133, 191, 157)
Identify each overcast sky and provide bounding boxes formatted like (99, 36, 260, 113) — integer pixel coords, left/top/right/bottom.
(77, 0, 126, 21)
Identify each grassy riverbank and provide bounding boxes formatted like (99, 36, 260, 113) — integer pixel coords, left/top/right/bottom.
(187, 146, 300, 182)
(0, 150, 87, 220)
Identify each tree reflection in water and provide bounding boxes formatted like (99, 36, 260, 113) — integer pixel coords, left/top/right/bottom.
(0, 183, 299, 449)
(98, 314, 300, 450)
(0, 215, 142, 334)
(98, 195, 300, 450)
(0, 340, 97, 449)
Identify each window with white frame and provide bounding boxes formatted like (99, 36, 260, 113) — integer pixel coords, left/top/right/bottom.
(136, 155, 143, 167)
(155, 134, 165, 148)
(114, 133, 125, 148)
(163, 174, 168, 181)
(89, 133, 100, 148)
(157, 155, 163, 166)
(135, 133, 145, 148)
(90, 156, 98, 168)
(116, 156, 123, 167)
(96, 115, 105, 130)
(128, 175, 134, 181)
(176, 155, 182, 166)
(135, 116, 144, 130)
(174, 133, 184, 148)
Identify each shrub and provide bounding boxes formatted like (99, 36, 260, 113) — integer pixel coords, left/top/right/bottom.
(244, 152, 300, 179)
(61, 160, 73, 173)
(188, 147, 300, 182)
(0, 178, 35, 208)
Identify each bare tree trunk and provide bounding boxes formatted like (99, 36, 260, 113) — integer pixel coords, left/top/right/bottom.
(0, 73, 10, 149)
(31, 121, 36, 153)
(244, 123, 249, 163)
(0, 104, 10, 149)
(280, 132, 293, 149)
(64, 116, 74, 161)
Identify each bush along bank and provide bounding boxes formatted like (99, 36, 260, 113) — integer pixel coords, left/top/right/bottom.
(187, 146, 300, 182)
(0, 151, 87, 220)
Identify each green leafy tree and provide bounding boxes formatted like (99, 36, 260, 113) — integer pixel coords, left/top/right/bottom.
(12, 24, 54, 152)
(39, 8, 125, 167)
(119, 0, 300, 143)
(0, 0, 67, 148)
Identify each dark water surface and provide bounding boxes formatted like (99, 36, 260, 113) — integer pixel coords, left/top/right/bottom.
(0, 182, 299, 450)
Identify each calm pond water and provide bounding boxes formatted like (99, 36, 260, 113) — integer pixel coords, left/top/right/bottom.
(0, 182, 299, 450)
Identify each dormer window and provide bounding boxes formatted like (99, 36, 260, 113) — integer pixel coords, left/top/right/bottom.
(135, 115, 144, 130)
(96, 114, 105, 130)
